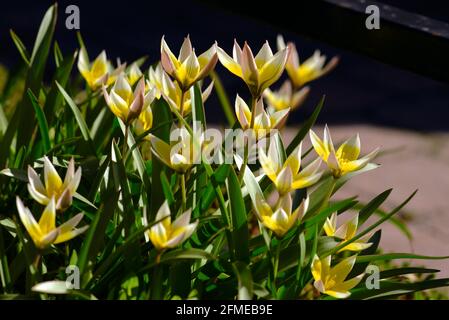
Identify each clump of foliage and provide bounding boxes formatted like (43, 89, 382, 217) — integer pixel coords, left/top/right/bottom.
(0, 4, 448, 300)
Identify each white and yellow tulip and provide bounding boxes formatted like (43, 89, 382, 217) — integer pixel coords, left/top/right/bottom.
(310, 125, 379, 178)
(147, 201, 198, 250)
(311, 254, 364, 299)
(277, 35, 339, 88)
(77, 47, 124, 90)
(254, 193, 308, 238)
(218, 40, 289, 97)
(324, 213, 372, 252)
(259, 140, 322, 195)
(103, 73, 156, 124)
(16, 197, 88, 249)
(264, 80, 310, 111)
(148, 63, 213, 115)
(149, 126, 201, 173)
(27, 157, 81, 212)
(235, 95, 289, 134)
(161, 35, 218, 90)
(127, 62, 143, 86)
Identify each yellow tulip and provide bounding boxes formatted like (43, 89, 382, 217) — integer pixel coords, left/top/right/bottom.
(27, 157, 81, 212)
(161, 35, 218, 91)
(310, 125, 379, 178)
(277, 35, 339, 88)
(148, 63, 213, 115)
(16, 197, 88, 249)
(254, 193, 308, 238)
(127, 62, 143, 86)
(77, 46, 125, 90)
(235, 95, 289, 133)
(218, 40, 289, 97)
(103, 73, 156, 124)
(149, 126, 201, 173)
(263, 80, 310, 111)
(259, 140, 322, 195)
(324, 213, 372, 252)
(147, 201, 198, 250)
(311, 255, 364, 299)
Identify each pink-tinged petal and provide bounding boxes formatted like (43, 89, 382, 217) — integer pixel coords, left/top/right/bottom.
(197, 49, 218, 81)
(27, 184, 50, 205)
(291, 196, 309, 222)
(276, 34, 286, 50)
(55, 188, 73, 211)
(232, 39, 243, 62)
(63, 158, 75, 189)
(155, 200, 171, 222)
(128, 90, 145, 122)
(201, 81, 214, 102)
(179, 221, 198, 243)
(172, 209, 192, 230)
(165, 231, 186, 248)
(291, 86, 310, 110)
(240, 42, 258, 86)
(235, 95, 251, 129)
(39, 228, 59, 248)
(178, 35, 193, 62)
(27, 166, 48, 205)
(270, 108, 290, 128)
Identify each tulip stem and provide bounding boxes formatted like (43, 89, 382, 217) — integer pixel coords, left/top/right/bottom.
(179, 90, 186, 119)
(122, 125, 129, 156)
(270, 239, 281, 298)
(150, 251, 164, 300)
(180, 174, 187, 212)
(238, 95, 258, 183)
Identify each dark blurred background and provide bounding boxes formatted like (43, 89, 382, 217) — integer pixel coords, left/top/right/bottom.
(0, 0, 448, 130)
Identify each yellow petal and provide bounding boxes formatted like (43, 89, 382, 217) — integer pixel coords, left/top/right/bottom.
(43, 157, 63, 196)
(38, 198, 56, 234)
(217, 47, 243, 78)
(336, 134, 360, 162)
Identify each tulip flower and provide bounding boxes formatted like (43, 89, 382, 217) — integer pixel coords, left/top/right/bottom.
(103, 73, 156, 124)
(77, 47, 125, 90)
(127, 62, 143, 86)
(324, 213, 372, 252)
(27, 157, 81, 211)
(263, 80, 310, 111)
(147, 201, 198, 250)
(235, 95, 289, 133)
(311, 255, 364, 299)
(253, 193, 308, 238)
(149, 126, 201, 173)
(218, 40, 289, 97)
(309, 125, 379, 178)
(16, 197, 88, 249)
(161, 35, 218, 91)
(277, 35, 339, 88)
(259, 140, 322, 195)
(148, 63, 213, 115)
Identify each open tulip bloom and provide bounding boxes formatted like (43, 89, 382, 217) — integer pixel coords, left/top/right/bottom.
(277, 35, 339, 88)
(259, 139, 322, 195)
(146, 201, 198, 251)
(264, 80, 310, 112)
(148, 63, 213, 115)
(235, 95, 289, 133)
(324, 213, 372, 252)
(16, 197, 88, 250)
(311, 255, 364, 299)
(161, 35, 218, 91)
(27, 157, 81, 212)
(310, 125, 379, 178)
(218, 40, 289, 98)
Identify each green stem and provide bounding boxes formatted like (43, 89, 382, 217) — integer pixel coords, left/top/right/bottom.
(150, 251, 164, 300)
(180, 173, 187, 212)
(238, 95, 258, 183)
(271, 239, 281, 298)
(122, 125, 129, 156)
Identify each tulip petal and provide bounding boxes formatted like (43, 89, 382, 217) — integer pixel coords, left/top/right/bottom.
(336, 134, 361, 162)
(16, 197, 42, 242)
(217, 47, 242, 78)
(258, 47, 288, 91)
(330, 255, 357, 284)
(38, 198, 56, 234)
(149, 135, 173, 169)
(275, 166, 293, 194)
(179, 35, 193, 62)
(43, 157, 63, 196)
(172, 209, 192, 230)
(254, 41, 273, 68)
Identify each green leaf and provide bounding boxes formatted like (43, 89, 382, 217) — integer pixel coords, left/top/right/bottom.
(355, 253, 449, 263)
(9, 30, 30, 66)
(227, 166, 249, 263)
(358, 189, 392, 225)
(232, 261, 253, 300)
(57, 82, 93, 144)
(160, 171, 175, 206)
(27, 89, 51, 153)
